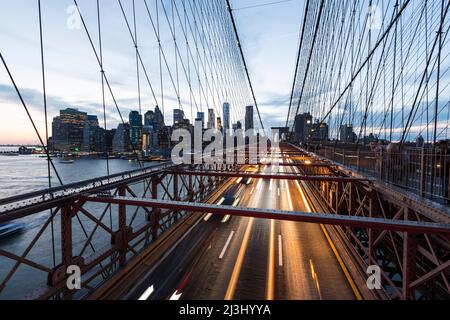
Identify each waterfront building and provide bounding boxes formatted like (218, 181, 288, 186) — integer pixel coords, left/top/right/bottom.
(52, 108, 88, 152)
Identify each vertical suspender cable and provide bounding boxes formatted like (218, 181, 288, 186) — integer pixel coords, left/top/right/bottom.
(37, 0, 56, 268)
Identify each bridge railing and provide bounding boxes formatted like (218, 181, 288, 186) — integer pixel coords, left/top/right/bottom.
(0, 163, 232, 300)
(290, 143, 450, 300)
(310, 145, 450, 203)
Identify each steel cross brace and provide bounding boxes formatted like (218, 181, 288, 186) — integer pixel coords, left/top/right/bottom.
(83, 195, 450, 235)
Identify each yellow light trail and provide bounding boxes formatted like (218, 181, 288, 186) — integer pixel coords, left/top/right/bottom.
(225, 218, 254, 300)
(266, 219, 276, 300)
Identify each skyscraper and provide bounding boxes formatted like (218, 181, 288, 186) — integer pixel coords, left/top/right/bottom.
(245, 105, 254, 131)
(144, 110, 155, 126)
(113, 123, 131, 153)
(294, 113, 312, 142)
(129, 111, 143, 149)
(173, 109, 185, 125)
(207, 109, 215, 129)
(152, 105, 165, 129)
(52, 108, 88, 152)
(196, 112, 205, 128)
(82, 115, 103, 152)
(223, 103, 230, 133)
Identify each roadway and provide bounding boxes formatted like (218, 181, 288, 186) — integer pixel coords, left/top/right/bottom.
(129, 148, 357, 300)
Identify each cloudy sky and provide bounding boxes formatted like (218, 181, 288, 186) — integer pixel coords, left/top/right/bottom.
(0, 0, 304, 145)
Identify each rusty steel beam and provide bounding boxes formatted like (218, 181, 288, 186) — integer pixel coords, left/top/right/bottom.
(164, 170, 369, 182)
(256, 163, 332, 168)
(83, 196, 450, 234)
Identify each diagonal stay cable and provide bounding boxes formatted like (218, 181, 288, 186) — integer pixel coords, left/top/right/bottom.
(0, 52, 63, 186)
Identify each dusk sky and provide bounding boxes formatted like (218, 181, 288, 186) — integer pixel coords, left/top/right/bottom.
(0, 0, 304, 145)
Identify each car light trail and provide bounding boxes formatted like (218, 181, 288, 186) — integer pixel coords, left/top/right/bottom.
(266, 219, 276, 300)
(285, 181, 294, 211)
(225, 218, 254, 300)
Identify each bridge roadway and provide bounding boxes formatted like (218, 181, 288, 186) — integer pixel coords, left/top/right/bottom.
(114, 150, 358, 300)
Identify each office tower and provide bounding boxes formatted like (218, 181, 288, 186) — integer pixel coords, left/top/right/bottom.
(154, 106, 165, 125)
(112, 123, 132, 153)
(196, 112, 205, 128)
(144, 110, 155, 126)
(294, 113, 313, 142)
(310, 122, 329, 141)
(245, 105, 254, 131)
(129, 111, 143, 149)
(207, 109, 215, 129)
(223, 102, 230, 132)
(82, 115, 103, 152)
(52, 108, 88, 152)
(339, 124, 357, 143)
(173, 109, 185, 125)
(104, 129, 116, 153)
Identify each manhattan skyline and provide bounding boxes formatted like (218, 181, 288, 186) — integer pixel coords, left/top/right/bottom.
(0, 0, 303, 145)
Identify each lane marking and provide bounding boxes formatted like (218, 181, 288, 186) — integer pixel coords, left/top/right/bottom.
(278, 235, 283, 267)
(169, 291, 182, 300)
(203, 213, 213, 222)
(221, 198, 240, 224)
(219, 231, 235, 259)
(266, 219, 275, 300)
(138, 285, 154, 300)
(295, 176, 363, 300)
(204, 198, 225, 222)
(320, 224, 362, 301)
(225, 218, 254, 300)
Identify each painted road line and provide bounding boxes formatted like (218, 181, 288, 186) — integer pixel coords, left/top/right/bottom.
(296, 178, 362, 300)
(225, 218, 254, 300)
(204, 197, 225, 221)
(169, 291, 182, 300)
(138, 285, 154, 300)
(278, 235, 283, 267)
(219, 231, 235, 259)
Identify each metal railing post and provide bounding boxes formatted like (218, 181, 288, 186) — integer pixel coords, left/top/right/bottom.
(118, 186, 127, 267)
(419, 148, 425, 197)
